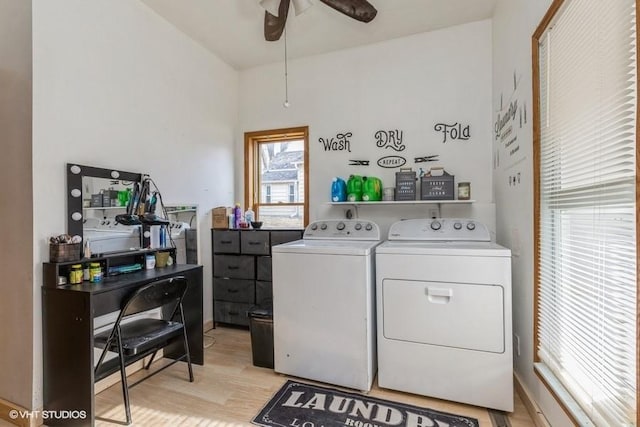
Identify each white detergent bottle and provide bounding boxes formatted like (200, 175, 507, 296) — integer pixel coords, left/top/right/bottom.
(245, 207, 255, 225)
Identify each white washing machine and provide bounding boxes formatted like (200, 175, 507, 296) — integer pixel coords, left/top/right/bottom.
(376, 218, 513, 411)
(272, 219, 381, 392)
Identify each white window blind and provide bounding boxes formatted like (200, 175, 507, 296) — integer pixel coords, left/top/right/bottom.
(536, 0, 637, 426)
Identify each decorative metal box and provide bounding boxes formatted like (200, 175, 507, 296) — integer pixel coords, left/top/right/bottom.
(420, 172, 455, 200)
(395, 168, 417, 201)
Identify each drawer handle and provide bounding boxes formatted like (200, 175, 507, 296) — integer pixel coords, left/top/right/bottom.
(426, 287, 452, 304)
(227, 289, 239, 293)
(228, 266, 239, 270)
(248, 241, 261, 245)
(220, 240, 233, 244)
(228, 311, 239, 315)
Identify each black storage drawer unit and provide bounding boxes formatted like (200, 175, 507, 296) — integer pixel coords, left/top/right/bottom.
(257, 256, 272, 281)
(211, 228, 303, 327)
(213, 255, 255, 279)
(213, 278, 255, 302)
(241, 231, 270, 255)
(271, 230, 303, 246)
(212, 230, 240, 254)
(214, 301, 253, 327)
(256, 280, 273, 306)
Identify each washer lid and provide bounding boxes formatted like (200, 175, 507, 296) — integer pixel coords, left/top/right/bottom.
(376, 240, 511, 257)
(272, 239, 380, 256)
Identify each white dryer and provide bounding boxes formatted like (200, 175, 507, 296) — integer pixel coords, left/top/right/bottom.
(272, 219, 381, 392)
(376, 218, 513, 411)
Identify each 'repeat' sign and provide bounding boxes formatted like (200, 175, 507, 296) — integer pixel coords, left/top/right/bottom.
(252, 381, 479, 427)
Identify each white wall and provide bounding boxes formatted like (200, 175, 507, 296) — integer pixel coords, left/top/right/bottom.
(0, 0, 33, 411)
(239, 20, 495, 235)
(492, 1, 572, 425)
(32, 0, 238, 408)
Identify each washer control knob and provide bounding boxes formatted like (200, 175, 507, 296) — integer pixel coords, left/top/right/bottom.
(453, 222, 462, 230)
(430, 220, 442, 231)
(320, 223, 328, 230)
(365, 223, 373, 231)
(337, 222, 346, 231)
(355, 223, 362, 231)
(311, 224, 318, 230)
(466, 222, 476, 231)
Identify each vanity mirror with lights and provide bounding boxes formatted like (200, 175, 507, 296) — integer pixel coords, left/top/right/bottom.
(67, 163, 145, 251)
(66, 163, 198, 264)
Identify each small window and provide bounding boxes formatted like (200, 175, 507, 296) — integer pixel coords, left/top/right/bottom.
(265, 185, 272, 203)
(245, 126, 309, 229)
(288, 184, 295, 203)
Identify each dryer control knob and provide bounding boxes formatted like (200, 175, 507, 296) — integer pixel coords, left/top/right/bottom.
(320, 223, 328, 230)
(466, 222, 476, 231)
(430, 220, 442, 231)
(337, 222, 346, 231)
(311, 224, 318, 230)
(365, 223, 373, 231)
(355, 223, 362, 231)
(454, 222, 462, 230)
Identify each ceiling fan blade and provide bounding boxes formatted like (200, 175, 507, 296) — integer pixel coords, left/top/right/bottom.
(264, 0, 291, 41)
(319, 0, 377, 23)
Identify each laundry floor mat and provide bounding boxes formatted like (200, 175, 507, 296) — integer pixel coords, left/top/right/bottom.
(252, 380, 479, 427)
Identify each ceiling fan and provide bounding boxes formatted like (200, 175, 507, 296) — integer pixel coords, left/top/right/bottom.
(260, 0, 378, 41)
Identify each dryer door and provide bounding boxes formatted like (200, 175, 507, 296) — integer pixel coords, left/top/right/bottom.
(381, 279, 505, 353)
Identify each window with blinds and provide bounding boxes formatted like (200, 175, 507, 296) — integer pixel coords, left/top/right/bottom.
(533, 0, 637, 425)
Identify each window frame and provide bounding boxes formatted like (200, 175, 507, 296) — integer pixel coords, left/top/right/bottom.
(244, 126, 309, 228)
(532, 0, 639, 425)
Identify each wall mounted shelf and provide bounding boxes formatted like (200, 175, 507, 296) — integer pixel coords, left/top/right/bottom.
(327, 200, 474, 206)
(83, 206, 126, 210)
(326, 200, 475, 218)
(166, 208, 197, 214)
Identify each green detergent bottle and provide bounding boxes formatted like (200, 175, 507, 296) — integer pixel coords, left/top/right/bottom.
(347, 175, 363, 201)
(362, 176, 382, 201)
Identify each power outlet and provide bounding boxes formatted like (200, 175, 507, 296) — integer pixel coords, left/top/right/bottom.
(514, 334, 521, 357)
(427, 206, 439, 219)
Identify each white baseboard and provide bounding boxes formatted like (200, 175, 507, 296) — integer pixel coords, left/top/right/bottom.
(514, 373, 552, 427)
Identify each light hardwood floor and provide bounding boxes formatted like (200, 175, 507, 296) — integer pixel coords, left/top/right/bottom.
(92, 326, 536, 426)
(0, 327, 536, 427)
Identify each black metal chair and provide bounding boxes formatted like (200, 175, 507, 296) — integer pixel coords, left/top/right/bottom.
(94, 276, 194, 425)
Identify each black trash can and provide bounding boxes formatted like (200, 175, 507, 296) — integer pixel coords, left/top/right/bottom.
(248, 306, 274, 369)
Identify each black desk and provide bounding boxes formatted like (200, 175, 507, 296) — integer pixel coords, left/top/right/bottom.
(42, 264, 203, 426)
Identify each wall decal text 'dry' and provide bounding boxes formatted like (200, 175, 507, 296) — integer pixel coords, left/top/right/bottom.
(319, 132, 352, 152)
(375, 130, 405, 152)
(434, 122, 471, 143)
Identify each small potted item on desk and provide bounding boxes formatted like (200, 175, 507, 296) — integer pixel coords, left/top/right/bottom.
(155, 251, 172, 268)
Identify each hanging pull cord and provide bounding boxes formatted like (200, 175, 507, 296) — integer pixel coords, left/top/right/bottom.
(283, 25, 290, 108)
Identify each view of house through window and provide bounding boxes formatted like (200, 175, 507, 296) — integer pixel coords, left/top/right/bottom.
(245, 127, 309, 229)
